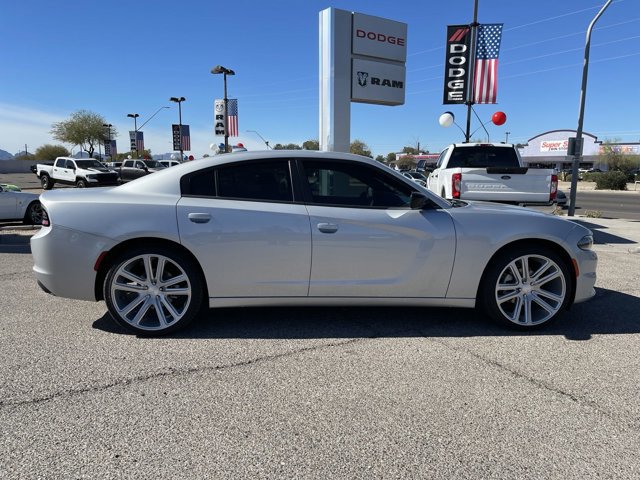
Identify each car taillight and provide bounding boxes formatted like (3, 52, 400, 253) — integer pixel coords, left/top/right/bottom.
(452, 173, 461, 199)
(41, 206, 50, 227)
(550, 174, 558, 201)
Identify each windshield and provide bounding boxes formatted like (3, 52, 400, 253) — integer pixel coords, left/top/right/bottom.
(448, 146, 520, 168)
(76, 160, 106, 169)
(143, 160, 164, 168)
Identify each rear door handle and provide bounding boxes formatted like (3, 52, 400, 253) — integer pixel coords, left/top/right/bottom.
(317, 223, 338, 234)
(188, 213, 211, 224)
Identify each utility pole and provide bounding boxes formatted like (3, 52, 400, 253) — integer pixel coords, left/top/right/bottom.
(568, 0, 613, 216)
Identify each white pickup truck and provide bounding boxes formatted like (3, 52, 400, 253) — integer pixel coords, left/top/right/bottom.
(427, 143, 557, 205)
(36, 157, 120, 190)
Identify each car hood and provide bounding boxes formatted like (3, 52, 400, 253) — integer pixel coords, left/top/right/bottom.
(445, 199, 592, 241)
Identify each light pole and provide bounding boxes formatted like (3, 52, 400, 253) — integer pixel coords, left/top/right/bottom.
(169, 97, 186, 160)
(568, 0, 613, 217)
(136, 106, 170, 130)
(102, 123, 113, 160)
(127, 113, 139, 158)
(247, 130, 271, 149)
(211, 65, 235, 153)
(505, 131, 511, 143)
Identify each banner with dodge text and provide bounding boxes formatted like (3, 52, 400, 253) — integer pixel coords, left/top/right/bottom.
(443, 25, 472, 104)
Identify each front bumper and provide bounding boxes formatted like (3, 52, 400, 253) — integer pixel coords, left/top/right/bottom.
(573, 248, 598, 304)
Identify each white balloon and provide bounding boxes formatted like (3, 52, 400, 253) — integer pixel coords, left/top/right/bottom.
(209, 143, 216, 151)
(170, 153, 178, 160)
(439, 112, 454, 128)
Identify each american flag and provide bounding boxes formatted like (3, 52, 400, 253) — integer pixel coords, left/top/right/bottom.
(473, 24, 503, 104)
(227, 99, 238, 137)
(181, 125, 191, 151)
(136, 131, 144, 152)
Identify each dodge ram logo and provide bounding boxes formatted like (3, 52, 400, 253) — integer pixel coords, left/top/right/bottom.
(357, 71, 369, 87)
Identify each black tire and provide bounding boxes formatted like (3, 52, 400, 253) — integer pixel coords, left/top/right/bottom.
(103, 245, 204, 336)
(41, 174, 53, 190)
(76, 179, 87, 188)
(478, 245, 572, 329)
(23, 201, 43, 225)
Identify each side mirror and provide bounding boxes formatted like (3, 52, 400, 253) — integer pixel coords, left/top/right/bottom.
(410, 192, 429, 210)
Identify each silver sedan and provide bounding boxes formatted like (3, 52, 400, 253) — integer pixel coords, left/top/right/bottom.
(0, 184, 42, 224)
(31, 151, 597, 335)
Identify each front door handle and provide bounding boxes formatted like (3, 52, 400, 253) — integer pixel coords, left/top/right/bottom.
(317, 223, 338, 234)
(188, 213, 211, 224)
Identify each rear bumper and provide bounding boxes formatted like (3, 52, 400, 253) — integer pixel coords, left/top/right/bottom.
(31, 225, 106, 301)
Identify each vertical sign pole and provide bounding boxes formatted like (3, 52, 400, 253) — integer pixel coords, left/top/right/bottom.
(465, 0, 479, 143)
(319, 8, 351, 153)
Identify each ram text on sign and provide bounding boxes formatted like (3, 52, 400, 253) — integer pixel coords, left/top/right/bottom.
(443, 25, 472, 105)
(214, 99, 226, 136)
(351, 58, 406, 106)
(352, 13, 407, 62)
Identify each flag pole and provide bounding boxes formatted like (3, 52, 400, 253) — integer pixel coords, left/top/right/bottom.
(465, 0, 479, 143)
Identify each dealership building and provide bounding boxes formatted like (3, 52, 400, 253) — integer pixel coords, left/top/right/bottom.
(518, 129, 640, 170)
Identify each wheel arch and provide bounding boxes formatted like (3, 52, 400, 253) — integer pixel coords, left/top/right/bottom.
(476, 238, 577, 308)
(94, 237, 209, 302)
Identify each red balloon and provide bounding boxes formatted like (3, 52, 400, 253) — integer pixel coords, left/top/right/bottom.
(492, 111, 507, 126)
(188, 155, 194, 161)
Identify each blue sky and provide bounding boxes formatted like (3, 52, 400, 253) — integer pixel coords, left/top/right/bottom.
(1, 0, 638, 158)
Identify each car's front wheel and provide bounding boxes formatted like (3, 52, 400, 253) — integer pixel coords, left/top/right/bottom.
(76, 179, 87, 188)
(103, 246, 204, 335)
(479, 245, 572, 329)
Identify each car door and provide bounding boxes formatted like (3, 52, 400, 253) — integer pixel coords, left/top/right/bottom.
(0, 186, 17, 219)
(177, 159, 312, 298)
(299, 158, 456, 298)
(52, 159, 74, 183)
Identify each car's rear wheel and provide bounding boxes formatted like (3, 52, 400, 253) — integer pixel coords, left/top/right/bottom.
(23, 201, 43, 225)
(41, 174, 53, 190)
(479, 246, 571, 329)
(103, 246, 203, 335)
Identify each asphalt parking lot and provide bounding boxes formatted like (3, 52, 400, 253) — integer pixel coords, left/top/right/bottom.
(1, 222, 640, 478)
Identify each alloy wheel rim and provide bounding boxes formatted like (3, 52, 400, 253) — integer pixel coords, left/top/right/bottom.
(110, 254, 192, 331)
(30, 204, 43, 224)
(495, 254, 566, 326)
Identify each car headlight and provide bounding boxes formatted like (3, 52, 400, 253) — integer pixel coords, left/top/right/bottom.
(577, 234, 593, 251)
(87, 174, 98, 179)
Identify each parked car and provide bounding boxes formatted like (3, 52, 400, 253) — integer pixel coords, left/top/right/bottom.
(0, 183, 22, 192)
(427, 143, 557, 205)
(160, 160, 181, 168)
(115, 159, 166, 183)
(35, 157, 119, 189)
(402, 171, 428, 188)
(31, 150, 597, 335)
(0, 184, 42, 224)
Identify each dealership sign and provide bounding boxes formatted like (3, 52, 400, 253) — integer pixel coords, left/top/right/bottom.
(214, 99, 226, 136)
(352, 13, 407, 62)
(352, 59, 406, 105)
(349, 13, 407, 106)
(443, 25, 472, 104)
